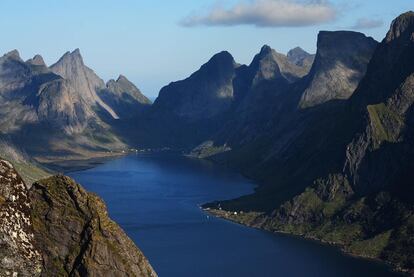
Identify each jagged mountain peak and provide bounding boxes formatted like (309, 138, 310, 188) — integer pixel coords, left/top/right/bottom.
(189, 50, 238, 83)
(248, 44, 310, 84)
(287, 46, 307, 55)
(204, 51, 236, 69)
(287, 47, 314, 67)
(53, 48, 84, 67)
(107, 74, 136, 88)
(259, 45, 273, 55)
(117, 74, 128, 82)
(350, 11, 414, 106)
(251, 45, 276, 63)
(153, 50, 239, 121)
(107, 74, 138, 90)
(3, 49, 22, 60)
(100, 74, 151, 118)
(50, 49, 119, 120)
(385, 11, 414, 42)
(72, 47, 81, 54)
(26, 54, 46, 66)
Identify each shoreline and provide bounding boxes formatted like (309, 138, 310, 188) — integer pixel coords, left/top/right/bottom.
(203, 207, 411, 277)
(44, 149, 187, 174)
(34, 151, 412, 276)
(37, 152, 127, 174)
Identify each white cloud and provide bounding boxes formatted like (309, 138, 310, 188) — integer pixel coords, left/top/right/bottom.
(180, 0, 337, 28)
(350, 18, 383, 30)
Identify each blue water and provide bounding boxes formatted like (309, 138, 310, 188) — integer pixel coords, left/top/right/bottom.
(69, 154, 401, 277)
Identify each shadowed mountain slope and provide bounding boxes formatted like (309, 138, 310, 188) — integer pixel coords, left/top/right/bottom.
(203, 11, 414, 275)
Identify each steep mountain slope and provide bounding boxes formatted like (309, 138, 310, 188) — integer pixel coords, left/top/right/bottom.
(50, 49, 119, 120)
(299, 31, 377, 108)
(99, 75, 151, 118)
(153, 51, 238, 120)
(30, 175, 157, 277)
(0, 50, 56, 133)
(197, 31, 377, 210)
(0, 159, 42, 277)
(287, 47, 315, 69)
(0, 48, 154, 166)
(130, 45, 314, 150)
(247, 45, 310, 86)
(205, 11, 414, 275)
(119, 51, 241, 148)
(0, 158, 156, 276)
(193, 44, 314, 156)
(0, 138, 50, 184)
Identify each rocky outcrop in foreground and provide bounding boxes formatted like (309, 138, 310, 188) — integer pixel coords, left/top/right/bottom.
(0, 160, 42, 276)
(0, 159, 156, 276)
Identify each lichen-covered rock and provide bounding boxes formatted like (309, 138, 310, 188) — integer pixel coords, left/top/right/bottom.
(0, 159, 42, 277)
(29, 175, 157, 277)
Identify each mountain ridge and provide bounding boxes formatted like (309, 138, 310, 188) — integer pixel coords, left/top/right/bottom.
(201, 11, 414, 275)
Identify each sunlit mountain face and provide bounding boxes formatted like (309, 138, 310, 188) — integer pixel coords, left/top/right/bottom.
(0, 1, 413, 276)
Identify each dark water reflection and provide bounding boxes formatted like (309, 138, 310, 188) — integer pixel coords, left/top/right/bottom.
(70, 154, 402, 277)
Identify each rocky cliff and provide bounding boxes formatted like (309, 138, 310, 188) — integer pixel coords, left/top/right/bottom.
(153, 51, 238, 120)
(0, 48, 153, 165)
(0, 159, 42, 277)
(30, 175, 157, 277)
(299, 31, 377, 108)
(0, 159, 156, 276)
(99, 75, 151, 118)
(133, 44, 314, 149)
(203, 11, 414, 275)
(50, 49, 119, 120)
(287, 47, 315, 69)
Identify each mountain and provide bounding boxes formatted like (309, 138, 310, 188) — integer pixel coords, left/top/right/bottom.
(120, 51, 242, 149)
(0, 159, 156, 276)
(0, 49, 101, 135)
(299, 31, 377, 108)
(1, 10, 413, 275)
(99, 75, 151, 118)
(287, 47, 315, 70)
(248, 45, 310, 85)
(153, 51, 238, 120)
(0, 50, 55, 133)
(30, 175, 157, 276)
(130, 45, 315, 150)
(0, 159, 42, 276)
(201, 44, 314, 152)
(0, 48, 154, 167)
(0, 138, 50, 184)
(26, 54, 46, 67)
(50, 49, 119, 120)
(203, 11, 414, 275)
(194, 31, 376, 191)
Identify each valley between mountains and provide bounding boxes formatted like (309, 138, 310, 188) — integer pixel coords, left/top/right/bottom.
(1, 10, 414, 276)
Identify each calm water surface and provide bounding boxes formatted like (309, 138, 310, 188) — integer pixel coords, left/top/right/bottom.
(69, 154, 401, 277)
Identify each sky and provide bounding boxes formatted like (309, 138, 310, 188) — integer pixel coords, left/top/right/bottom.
(0, 0, 412, 98)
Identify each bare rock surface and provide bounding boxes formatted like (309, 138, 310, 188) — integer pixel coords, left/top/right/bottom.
(0, 159, 42, 277)
(29, 175, 157, 277)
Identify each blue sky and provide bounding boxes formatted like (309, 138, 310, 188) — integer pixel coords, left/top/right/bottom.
(0, 0, 412, 97)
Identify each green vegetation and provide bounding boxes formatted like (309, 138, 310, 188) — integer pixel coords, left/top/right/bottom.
(349, 230, 392, 257)
(367, 103, 403, 146)
(0, 141, 51, 185)
(189, 141, 231, 158)
(30, 175, 156, 276)
(215, 172, 414, 275)
(13, 161, 51, 185)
